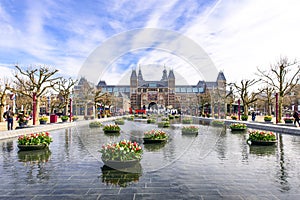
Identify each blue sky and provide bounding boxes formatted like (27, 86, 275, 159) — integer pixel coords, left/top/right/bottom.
(1, 0, 300, 85)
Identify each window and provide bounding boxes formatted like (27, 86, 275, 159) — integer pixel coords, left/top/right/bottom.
(107, 88, 112, 92)
(192, 88, 198, 93)
(175, 88, 180, 93)
(149, 83, 157, 87)
(180, 88, 186, 93)
(187, 88, 192, 93)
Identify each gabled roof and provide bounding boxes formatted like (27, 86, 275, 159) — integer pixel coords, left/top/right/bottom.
(97, 80, 107, 86)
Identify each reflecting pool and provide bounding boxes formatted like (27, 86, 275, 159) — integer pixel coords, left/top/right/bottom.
(1, 119, 300, 199)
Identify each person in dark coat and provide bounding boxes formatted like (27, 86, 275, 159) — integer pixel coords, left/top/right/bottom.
(251, 111, 256, 121)
(3, 108, 14, 130)
(293, 111, 300, 126)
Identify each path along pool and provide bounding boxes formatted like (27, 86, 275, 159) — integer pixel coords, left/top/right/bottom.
(1, 119, 300, 199)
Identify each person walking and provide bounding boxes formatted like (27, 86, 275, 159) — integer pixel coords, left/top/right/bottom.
(251, 111, 256, 121)
(3, 108, 14, 130)
(293, 111, 300, 127)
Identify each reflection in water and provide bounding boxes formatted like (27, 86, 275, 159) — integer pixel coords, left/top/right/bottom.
(249, 145, 276, 156)
(17, 149, 52, 183)
(215, 127, 227, 160)
(1, 121, 300, 197)
(2, 141, 13, 152)
(104, 132, 120, 137)
(65, 128, 72, 159)
(129, 130, 144, 144)
(276, 134, 290, 192)
(144, 142, 167, 152)
(18, 149, 51, 164)
(101, 163, 142, 187)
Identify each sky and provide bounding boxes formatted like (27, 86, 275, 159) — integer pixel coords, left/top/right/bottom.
(0, 0, 300, 86)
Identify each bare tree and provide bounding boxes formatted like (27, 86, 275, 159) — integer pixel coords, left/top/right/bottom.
(210, 87, 227, 118)
(53, 77, 78, 115)
(226, 84, 235, 115)
(95, 90, 113, 116)
(258, 86, 275, 116)
(233, 79, 260, 116)
(197, 91, 211, 116)
(72, 77, 95, 116)
(10, 65, 60, 124)
(257, 57, 300, 122)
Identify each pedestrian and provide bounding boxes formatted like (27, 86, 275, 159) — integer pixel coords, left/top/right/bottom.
(251, 111, 256, 121)
(293, 111, 300, 126)
(3, 108, 14, 130)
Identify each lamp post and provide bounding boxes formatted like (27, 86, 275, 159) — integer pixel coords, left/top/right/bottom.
(238, 99, 241, 120)
(47, 95, 50, 115)
(275, 93, 279, 124)
(69, 97, 73, 122)
(32, 92, 37, 125)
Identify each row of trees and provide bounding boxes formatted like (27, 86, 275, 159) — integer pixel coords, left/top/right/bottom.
(0, 65, 77, 124)
(232, 57, 300, 122)
(1, 57, 298, 124)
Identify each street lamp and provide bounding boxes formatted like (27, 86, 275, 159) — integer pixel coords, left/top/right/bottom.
(238, 99, 241, 120)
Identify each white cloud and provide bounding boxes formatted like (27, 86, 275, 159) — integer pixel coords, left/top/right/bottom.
(182, 0, 300, 83)
(1, 0, 300, 87)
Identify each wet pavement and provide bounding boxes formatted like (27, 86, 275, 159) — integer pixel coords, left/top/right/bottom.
(0, 117, 300, 199)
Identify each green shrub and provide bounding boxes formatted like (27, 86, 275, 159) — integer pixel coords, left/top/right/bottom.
(157, 121, 170, 128)
(231, 115, 238, 120)
(147, 118, 156, 123)
(264, 115, 272, 121)
(241, 115, 248, 121)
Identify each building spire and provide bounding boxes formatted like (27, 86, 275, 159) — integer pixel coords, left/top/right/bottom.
(161, 65, 168, 81)
(138, 64, 144, 81)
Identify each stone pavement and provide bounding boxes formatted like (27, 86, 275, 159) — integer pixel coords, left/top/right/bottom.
(1, 115, 299, 140)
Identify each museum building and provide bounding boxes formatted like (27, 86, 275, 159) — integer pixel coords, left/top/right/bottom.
(97, 67, 226, 114)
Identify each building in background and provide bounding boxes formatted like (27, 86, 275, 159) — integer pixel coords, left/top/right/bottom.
(96, 66, 227, 116)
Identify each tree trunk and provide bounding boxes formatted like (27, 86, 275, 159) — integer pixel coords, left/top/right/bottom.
(64, 101, 68, 115)
(0, 105, 4, 122)
(267, 104, 272, 116)
(244, 104, 248, 116)
(33, 99, 40, 125)
(0, 94, 6, 122)
(278, 95, 283, 122)
(85, 103, 88, 116)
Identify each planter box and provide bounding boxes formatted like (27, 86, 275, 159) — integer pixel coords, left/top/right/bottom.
(143, 138, 167, 144)
(182, 130, 198, 135)
(102, 158, 140, 169)
(18, 144, 48, 151)
(104, 130, 120, 135)
(18, 122, 28, 127)
(248, 140, 277, 146)
(230, 127, 247, 131)
(39, 120, 47, 125)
